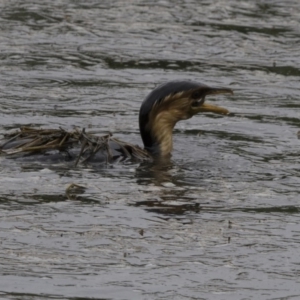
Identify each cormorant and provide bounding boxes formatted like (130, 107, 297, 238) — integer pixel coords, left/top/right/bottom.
(0, 80, 233, 164)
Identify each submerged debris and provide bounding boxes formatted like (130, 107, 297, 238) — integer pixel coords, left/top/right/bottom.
(65, 183, 86, 200)
(0, 126, 152, 165)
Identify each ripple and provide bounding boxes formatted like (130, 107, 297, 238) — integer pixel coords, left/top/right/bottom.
(1, 0, 300, 299)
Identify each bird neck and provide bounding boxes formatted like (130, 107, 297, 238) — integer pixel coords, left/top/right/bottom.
(140, 111, 177, 157)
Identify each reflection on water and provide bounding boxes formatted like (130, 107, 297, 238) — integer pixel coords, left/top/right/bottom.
(0, 0, 300, 299)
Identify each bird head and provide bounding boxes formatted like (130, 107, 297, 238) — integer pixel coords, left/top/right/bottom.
(139, 80, 233, 157)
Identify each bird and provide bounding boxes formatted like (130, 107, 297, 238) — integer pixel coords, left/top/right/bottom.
(0, 80, 233, 165)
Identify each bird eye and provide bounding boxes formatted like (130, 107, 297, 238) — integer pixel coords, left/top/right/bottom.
(192, 91, 202, 99)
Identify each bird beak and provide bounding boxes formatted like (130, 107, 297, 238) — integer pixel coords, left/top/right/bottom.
(194, 87, 233, 115)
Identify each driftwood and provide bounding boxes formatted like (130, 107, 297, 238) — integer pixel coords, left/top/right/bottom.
(0, 127, 151, 165)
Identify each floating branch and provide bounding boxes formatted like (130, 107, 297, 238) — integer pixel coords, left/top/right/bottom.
(0, 127, 152, 165)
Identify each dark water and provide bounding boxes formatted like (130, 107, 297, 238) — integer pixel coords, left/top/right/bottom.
(0, 1, 300, 299)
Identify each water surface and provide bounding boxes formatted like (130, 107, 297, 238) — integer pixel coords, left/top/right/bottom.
(0, 1, 300, 299)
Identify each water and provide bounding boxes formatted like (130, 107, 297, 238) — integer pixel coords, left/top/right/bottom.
(0, 1, 300, 299)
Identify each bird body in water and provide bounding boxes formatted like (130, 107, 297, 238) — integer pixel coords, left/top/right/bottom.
(0, 80, 233, 165)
